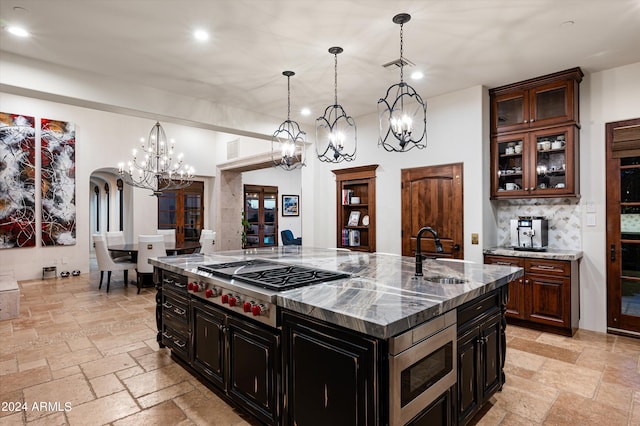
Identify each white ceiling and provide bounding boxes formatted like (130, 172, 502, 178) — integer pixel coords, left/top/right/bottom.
(1, 0, 640, 123)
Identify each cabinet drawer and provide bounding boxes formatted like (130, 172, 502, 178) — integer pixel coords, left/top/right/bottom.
(162, 271, 188, 293)
(162, 292, 189, 324)
(484, 255, 524, 268)
(161, 322, 189, 360)
(457, 290, 500, 331)
(525, 259, 569, 276)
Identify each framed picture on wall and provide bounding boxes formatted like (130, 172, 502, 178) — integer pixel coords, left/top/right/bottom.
(282, 194, 299, 216)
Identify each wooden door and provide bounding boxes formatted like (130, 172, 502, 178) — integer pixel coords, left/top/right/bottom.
(606, 118, 640, 335)
(401, 163, 463, 258)
(157, 181, 204, 243)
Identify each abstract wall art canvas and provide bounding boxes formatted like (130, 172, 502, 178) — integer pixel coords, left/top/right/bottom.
(0, 112, 37, 249)
(41, 118, 76, 246)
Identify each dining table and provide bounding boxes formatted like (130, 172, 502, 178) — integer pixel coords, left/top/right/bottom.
(108, 241, 201, 263)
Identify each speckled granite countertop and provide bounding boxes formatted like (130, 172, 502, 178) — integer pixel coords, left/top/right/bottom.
(483, 247, 583, 261)
(150, 247, 523, 339)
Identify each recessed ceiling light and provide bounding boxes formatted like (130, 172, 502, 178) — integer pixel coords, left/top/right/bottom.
(193, 29, 209, 41)
(300, 108, 311, 116)
(411, 71, 424, 80)
(6, 26, 30, 37)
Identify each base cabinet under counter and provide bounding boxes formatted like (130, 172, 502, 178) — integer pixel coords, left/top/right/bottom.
(484, 255, 579, 336)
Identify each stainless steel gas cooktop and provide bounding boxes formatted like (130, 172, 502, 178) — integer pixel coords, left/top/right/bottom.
(197, 259, 349, 291)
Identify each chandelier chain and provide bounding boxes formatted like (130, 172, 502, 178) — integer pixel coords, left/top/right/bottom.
(334, 52, 338, 105)
(399, 21, 404, 83)
(287, 74, 291, 120)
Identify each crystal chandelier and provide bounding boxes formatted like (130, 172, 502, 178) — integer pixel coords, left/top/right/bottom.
(118, 121, 194, 196)
(316, 46, 357, 163)
(378, 13, 427, 152)
(272, 71, 306, 171)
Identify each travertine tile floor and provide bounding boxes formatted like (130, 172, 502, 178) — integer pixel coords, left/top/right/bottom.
(1, 267, 639, 425)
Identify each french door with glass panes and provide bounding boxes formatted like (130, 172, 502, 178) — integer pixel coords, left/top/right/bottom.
(244, 185, 278, 248)
(158, 181, 204, 243)
(606, 118, 640, 335)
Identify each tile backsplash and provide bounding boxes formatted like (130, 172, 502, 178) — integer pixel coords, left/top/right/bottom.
(495, 198, 581, 250)
(622, 214, 640, 232)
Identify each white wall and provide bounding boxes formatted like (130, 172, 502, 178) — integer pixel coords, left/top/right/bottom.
(578, 62, 640, 332)
(303, 85, 487, 261)
(0, 92, 220, 280)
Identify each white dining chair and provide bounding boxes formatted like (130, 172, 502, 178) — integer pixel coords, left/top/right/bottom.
(200, 234, 216, 255)
(136, 235, 166, 294)
(156, 229, 176, 244)
(93, 234, 136, 293)
(106, 230, 131, 261)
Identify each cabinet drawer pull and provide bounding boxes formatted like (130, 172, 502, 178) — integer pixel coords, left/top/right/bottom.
(162, 331, 173, 339)
(163, 279, 173, 285)
(162, 302, 173, 309)
(174, 282, 186, 289)
(535, 265, 559, 271)
(496, 262, 513, 266)
(173, 307, 186, 316)
(174, 340, 186, 348)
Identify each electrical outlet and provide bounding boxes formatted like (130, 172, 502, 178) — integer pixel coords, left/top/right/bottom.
(471, 233, 479, 245)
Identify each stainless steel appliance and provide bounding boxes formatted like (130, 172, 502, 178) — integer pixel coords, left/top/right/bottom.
(510, 216, 548, 251)
(188, 259, 349, 327)
(388, 310, 457, 426)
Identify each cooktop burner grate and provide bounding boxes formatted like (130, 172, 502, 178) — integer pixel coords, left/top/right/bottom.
(234, 266, 349, 291)
(197, 260, 349, 291)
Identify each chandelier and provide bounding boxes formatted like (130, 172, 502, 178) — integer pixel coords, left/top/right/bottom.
(118, 121, 194, 196)
(272, 71, 306, 171)
(378, 13, 427, 152)
(316, 47, 357, 163)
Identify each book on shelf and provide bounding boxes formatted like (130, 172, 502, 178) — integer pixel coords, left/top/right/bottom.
(341, 229, 361, 247)
(342, 189, 354, 205)
(348, 230, 360, 246)
(347, 210, 361, 226)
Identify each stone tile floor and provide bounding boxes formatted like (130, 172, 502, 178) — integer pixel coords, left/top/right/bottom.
(1, 267, 639, 425)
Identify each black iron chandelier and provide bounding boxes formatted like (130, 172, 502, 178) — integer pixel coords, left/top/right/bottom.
(272, 71, 306, 171)
(118, 121, 194, 196)
(316, 46, 357, 163)
(377, 13, 427, 152)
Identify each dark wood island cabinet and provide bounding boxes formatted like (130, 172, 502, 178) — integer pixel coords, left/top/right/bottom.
(151, 248, 521, 426)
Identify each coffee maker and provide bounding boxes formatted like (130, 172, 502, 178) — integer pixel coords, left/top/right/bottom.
(510, 216, 548, 251)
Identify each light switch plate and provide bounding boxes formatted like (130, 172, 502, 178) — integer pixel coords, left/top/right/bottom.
(471, 233, 479, 245)
(587, 213, 596, 226)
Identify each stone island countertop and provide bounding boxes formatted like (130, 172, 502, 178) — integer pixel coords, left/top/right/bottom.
(150, 247, 523, 339)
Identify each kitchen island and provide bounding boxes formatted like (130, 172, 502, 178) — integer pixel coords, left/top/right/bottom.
(151, 247, 523, 426)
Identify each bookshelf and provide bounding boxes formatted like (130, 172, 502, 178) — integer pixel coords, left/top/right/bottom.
(332, 165, 378, 252)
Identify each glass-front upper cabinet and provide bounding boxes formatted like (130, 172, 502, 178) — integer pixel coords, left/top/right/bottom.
(243, 185, 278, 248)
(491, 125, 578, 199)
(490, 68, 583, 135)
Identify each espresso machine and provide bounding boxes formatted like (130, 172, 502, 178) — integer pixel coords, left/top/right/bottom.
(510, 216, 548, 251)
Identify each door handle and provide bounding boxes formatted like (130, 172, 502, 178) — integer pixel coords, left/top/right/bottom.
(453, 244, 460, 251)
(610, 244, 615, 261)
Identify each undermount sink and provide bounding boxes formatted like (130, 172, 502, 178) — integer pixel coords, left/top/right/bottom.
(424, 276, 466, 284)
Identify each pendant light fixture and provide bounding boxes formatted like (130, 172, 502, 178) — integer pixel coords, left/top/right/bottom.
(316, 46, 357, 163)
(377, 13, 427, 152)
(118, 121, 194, 196)
(272, 71, 306, 171)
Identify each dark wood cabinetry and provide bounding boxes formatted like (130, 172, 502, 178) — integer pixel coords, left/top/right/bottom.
(456, 289, 505, 426)
(159, 270, 190, 361)
(191, 299, 226, 389)
(490, 68, 583, 199)
(281, 310, 379, 426)
(244, 185, 278, 248)
(484, 255, 579, 336)
(332, 165, 378, 252)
